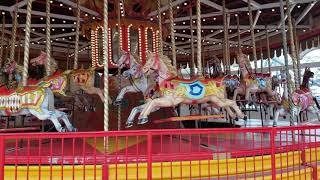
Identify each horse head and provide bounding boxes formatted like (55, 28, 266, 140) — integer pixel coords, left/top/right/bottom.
(143, 51, 159, 76)
(302, 67, 314, 89)
(30, 51, 58, 74)
(117, 50, 131, 69)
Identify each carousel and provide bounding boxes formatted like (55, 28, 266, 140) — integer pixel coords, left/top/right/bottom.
(0, 0, 319, 179)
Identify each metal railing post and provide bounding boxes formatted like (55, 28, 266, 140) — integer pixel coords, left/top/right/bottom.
(270, 128, 276, 180)
(147, 132, 152, 180)
(0, 136, 5, 180)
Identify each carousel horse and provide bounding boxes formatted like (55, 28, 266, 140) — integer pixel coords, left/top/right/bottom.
(0, 84, 76, 132)
(233, 51, 279, 104)
(115, 51, 150, 105)
(31, 52, 106, 106)
(273, 67, 320, 126)
(114, 50, 159, 128)
(0, 59, 76, 132)
(201, 58, 241, 115)
(137, 52, 246, 125)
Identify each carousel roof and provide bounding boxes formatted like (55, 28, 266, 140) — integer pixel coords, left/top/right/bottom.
(0, 0, 319, 67)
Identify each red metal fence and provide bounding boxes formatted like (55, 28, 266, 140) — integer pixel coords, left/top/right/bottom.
(0, 125, 320, 179)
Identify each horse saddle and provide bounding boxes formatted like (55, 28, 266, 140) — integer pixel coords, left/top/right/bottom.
(295, 88, 310, 94)
(0, 86, 15, 96)
(253, 73, 271, 78)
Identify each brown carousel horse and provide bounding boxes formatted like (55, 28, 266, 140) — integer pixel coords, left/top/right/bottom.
(273, 67, 320, 126)
(233, 50, 280, 104)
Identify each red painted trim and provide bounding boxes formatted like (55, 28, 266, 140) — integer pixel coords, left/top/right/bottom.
(122, 25, 128, 51)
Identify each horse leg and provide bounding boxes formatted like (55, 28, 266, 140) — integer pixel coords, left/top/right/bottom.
(233, 88, 240, 101)
(115, 86, 139, 105)
(138, 96, 183, 124)
(245, 88, 251, 104)
(126, 104, 160, 128)
(29, 109, 65, 132)
(307, 105, 320, 121)
(273, 108, 286, 127)
(208, 96, 245, 120)
(83, 87, 104, 103)
(126, 104, 145, 128)
(55, 110, 77, 132)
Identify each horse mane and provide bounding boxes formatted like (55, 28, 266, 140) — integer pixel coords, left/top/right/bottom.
(237, 52, 253, 73)
(158, 54, 177, 77)
(132, 53, 142, 65)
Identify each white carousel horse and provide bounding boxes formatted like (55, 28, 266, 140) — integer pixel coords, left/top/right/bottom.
(115, 51, 149, 104)
(115, 51, 159, 128)
(0, 84, 76, 132)
(137, 52, 246, 125)
(273, 68, 320, 126)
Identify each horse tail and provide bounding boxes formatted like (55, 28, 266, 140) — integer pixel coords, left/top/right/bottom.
(313, 97, 320, 109)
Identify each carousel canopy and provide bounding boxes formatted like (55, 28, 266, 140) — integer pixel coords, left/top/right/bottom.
(0, 0, 319, 68)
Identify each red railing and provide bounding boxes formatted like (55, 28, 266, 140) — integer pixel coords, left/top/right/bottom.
(0, 125, 320, 179)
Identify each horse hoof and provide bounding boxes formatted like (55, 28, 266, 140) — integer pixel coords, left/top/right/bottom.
(60, 127, 66, 132)
(72, 128, 78, 132)
(138, 118, 148, 125)
(125, 122, 133, 128)
(234, 117, 239, 121)
(243, 115, 248, 121)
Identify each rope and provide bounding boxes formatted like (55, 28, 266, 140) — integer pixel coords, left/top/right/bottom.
(279, 0, 292, 96)
(0, 13, 5, 67)
(45, 0, 51, 76)
(226, 13, 230, 72)
(169, 0, 176, 69)
(196, 0, 202, 76)
(9, 4, 18, 61)
(259, 37, 263, 73)
(117, 0, 121, 131)
(222, 0, 227, 73)
(22, 0, 33, 86)
(73, 0, 80, 69)
(248, 0, 257, 72)
(266, 25, 271, 74)
(286, 0, 299, 90)
(17, 28, 21, 64)
(236, 15, 241, 52)
(293, 19, 301, 83)
(189, 7, 195, 77)
(157, 0, 163, 55)
(103, 0, 109, 132)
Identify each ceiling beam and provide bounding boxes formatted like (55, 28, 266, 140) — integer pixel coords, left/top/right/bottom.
(174, 32, 239, 45)
(200, 0, 224, 11)
(4, 24, 75, 28)
(18, 9, 84, 22)
(242, 0, 261, 9)
(174, 24, 310, 30)
(205, 30, 222, 39)
(163, 41, 190, 54)
(0, 6, 83, 22)
(295, 1, 317, 25)
(229, 0, 315, 12)
(148, 0, 187, 17)
(30, 32, 77, 42)
(253, 10, 261, 27)
(164, 12, 220, 23)
(55, 0, 100, 17)
(10, 0, 36, 11)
